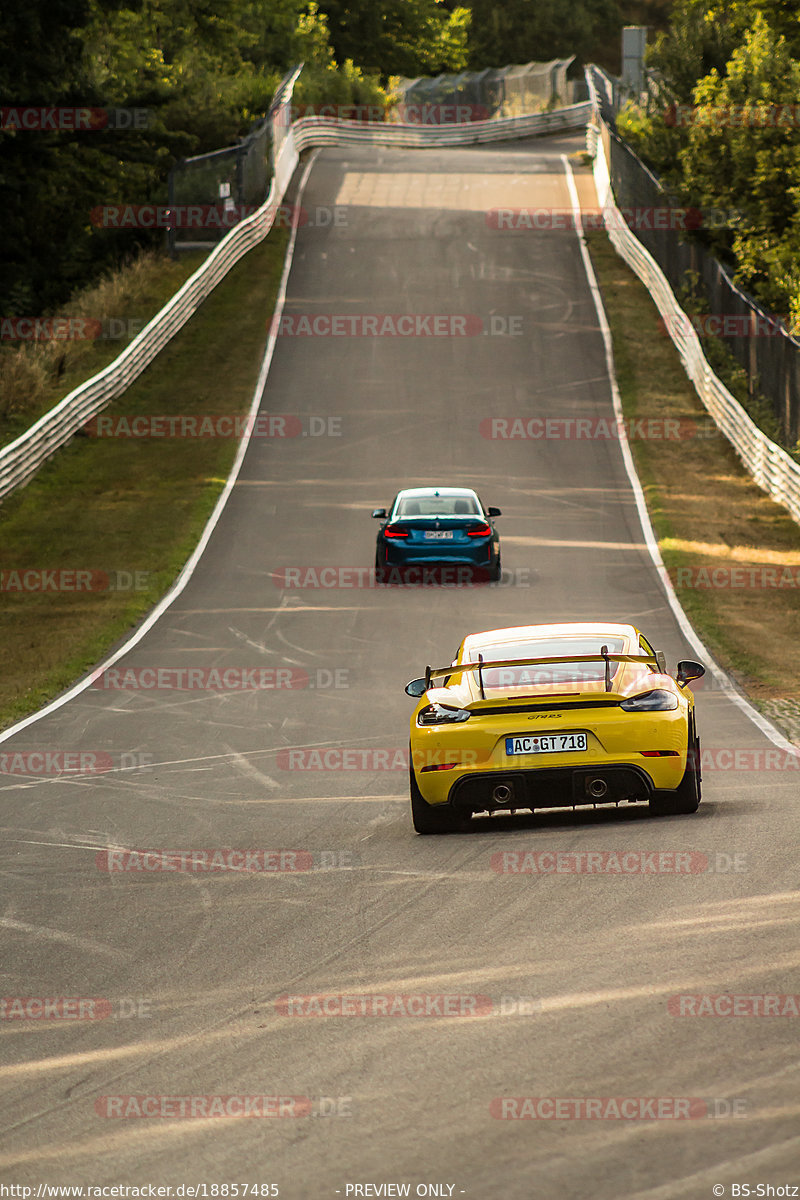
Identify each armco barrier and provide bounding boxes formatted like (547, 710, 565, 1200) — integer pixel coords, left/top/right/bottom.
(290, 102, 592, 151)
(591, 132, 800, 523)
(585, 71, 800, 525)
(0, 99, 591, 502)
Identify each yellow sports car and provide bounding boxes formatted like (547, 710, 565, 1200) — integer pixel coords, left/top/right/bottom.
(405, 622, 705, 833)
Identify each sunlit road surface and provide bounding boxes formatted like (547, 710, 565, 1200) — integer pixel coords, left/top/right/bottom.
(2, 134, 800, 1198)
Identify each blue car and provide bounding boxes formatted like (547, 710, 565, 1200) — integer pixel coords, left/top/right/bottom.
(372, 487, 502, 582)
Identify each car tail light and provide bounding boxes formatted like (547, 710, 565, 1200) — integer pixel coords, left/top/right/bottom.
(640, 750, 680, 757)
(417, 703, 471, 726)
(466, 523, 492, 537)
(620, 690, 678, 712)
(384, 524, 409, 539)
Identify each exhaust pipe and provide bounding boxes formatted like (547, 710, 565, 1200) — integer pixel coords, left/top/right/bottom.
(588, 778, 608, 799)
(492, 783, 513, 805)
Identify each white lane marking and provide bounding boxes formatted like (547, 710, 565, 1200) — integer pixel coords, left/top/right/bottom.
(273, 627, 327, 659)
(227, 623, 304, 665)
(6, 838, 124, 853)
(0, 151, 322, 747)
(0, 916, 128, 960)
(170, 606, 374, 613)
(4, 736, 406, 788)
(562, 153, 798, 756)
(225, 747, 280, 791)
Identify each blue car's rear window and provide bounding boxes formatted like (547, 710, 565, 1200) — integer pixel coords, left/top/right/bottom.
(396, 495, 480, 517)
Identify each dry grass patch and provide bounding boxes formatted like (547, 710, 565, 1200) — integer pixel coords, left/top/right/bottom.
(0, 249, 206, 440)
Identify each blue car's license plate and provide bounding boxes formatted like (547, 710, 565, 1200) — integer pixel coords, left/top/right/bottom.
(424, 531, 454, 539)
(505, 733, 588, 755)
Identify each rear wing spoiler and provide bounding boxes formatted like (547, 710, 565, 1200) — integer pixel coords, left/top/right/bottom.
(425, 649, 666, 697)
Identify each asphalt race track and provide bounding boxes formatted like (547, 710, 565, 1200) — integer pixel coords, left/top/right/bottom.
(2, 133, 800, 1198)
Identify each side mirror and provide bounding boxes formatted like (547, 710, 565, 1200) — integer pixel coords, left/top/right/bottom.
(676, 659, 705, 686)
(404, 678, 427, 698)
(372, 508, 387, 519)
(487, 506, 502, 517)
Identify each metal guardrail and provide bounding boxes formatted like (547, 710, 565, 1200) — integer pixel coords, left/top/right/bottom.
(586, 82, 800, 524)
(0, 96, 590, 502)
(290, 102, 591, 151)
(588, 64, 800, 446)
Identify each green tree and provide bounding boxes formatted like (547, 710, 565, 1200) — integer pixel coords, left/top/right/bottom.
(679, 13, 800, 315)
(0, 0, 386, 316)
(467, 0, 620, 70)
(647, 0, 745, 105)
(0, 0, 101, 313)
(316, 0, 470, 79)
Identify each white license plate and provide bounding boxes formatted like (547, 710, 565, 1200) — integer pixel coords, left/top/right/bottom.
(505, 733, 588, 755)
(424, 530, 454, 540)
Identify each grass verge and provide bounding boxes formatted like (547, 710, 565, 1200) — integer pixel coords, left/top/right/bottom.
(0, 250, 209, 445)
(586, 230, 800, 735)
(0, 227, 288, 732)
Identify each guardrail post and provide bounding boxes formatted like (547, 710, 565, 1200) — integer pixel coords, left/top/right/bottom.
(167, 163, 178, 261)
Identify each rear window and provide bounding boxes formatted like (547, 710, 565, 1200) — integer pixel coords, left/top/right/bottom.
(468, 637, 627, 688)
(396, 494, 480, 518)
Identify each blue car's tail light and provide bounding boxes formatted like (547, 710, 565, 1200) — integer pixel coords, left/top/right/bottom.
(620, 690, 679, 712)
(417, 703, 471, 726)
(384, 524, 409, 539)
(466, 523, 492, 537)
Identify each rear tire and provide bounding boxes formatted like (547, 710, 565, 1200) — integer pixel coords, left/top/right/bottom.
(488, 556, 502, 583)
(649, 726, 702, 816)
(410, 762, 469, 834)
